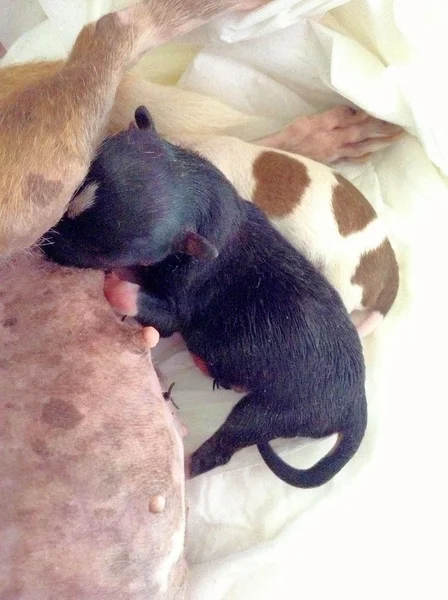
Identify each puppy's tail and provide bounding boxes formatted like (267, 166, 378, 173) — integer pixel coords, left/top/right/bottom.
(257, 396, 367, 489)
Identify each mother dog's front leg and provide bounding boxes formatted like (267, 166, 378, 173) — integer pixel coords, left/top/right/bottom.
(0, 11, 150, 257)
(0, 0, 269, 258)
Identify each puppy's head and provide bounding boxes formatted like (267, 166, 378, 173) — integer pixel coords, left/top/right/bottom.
(43, 106, 217, 270)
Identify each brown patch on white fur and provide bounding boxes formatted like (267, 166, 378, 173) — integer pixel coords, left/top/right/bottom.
(332, 173, 376, 236)
(67, 183, 99, 218)
(351, 240, 399, 315)
(252, 151, 311, 217)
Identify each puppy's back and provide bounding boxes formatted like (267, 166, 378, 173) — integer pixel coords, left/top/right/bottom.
(186, 203, 364, 399)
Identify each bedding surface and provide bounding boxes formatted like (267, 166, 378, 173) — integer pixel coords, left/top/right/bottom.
(1, 1, 447, 598)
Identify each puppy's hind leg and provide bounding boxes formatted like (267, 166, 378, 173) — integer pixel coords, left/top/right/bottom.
(254, 106, 403, 164)
(189, 393, 271, 477)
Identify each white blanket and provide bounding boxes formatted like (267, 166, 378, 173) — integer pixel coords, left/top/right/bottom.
(2, 1, 448, 598)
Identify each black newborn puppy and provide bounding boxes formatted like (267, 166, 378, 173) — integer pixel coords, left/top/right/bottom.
(44, 106, 367, 488)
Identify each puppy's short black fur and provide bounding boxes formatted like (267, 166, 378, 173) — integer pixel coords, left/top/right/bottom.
(44, 106, 367, 488)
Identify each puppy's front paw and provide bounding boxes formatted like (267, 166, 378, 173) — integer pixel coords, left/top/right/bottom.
(104, 272, 139, 316)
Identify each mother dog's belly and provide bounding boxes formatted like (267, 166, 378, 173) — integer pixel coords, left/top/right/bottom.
(0, 252, 188, 600)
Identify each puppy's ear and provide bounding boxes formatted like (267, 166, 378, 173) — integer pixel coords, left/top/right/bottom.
(175, 231, 219, 260)
(134, 105, 155, 131)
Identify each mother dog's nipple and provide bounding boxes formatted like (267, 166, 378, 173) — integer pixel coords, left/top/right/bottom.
(149, 495, 166, 513)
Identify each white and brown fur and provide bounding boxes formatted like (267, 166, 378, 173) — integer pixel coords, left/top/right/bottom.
(73, 128, 398, 337)
(181, 136, 399, 337)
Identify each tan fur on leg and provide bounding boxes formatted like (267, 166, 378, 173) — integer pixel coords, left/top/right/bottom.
(0, 0, 269, 258)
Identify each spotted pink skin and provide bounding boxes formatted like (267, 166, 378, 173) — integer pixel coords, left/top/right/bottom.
(1, 253, 188, 599)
